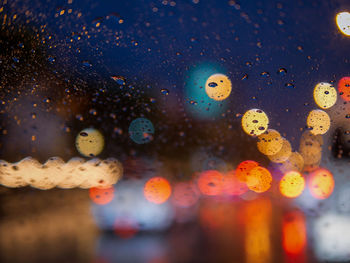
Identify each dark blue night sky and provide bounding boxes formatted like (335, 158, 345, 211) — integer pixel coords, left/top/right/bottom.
(2, 0, 350, 155)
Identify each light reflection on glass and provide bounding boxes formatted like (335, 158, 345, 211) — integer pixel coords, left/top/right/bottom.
(314, 214, 350, 262)
(282, 211, 306, 263)
(243, 198, 272, 263)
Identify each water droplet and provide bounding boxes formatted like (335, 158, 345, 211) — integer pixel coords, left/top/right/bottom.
(277, 68, 287, 76)
(89, 109, 97, 116)
(208, 82, 218, 87)
(63, 126, 71, 133)
(76, 114, 84, 121)
(285, 83, 295, 89)
(160, 89, 169, 95)
(260, 71, 270, 77)
(82, 60, 92, 67)
(241, 74, 248, 80)
(113, 127, 123, 135)
(31, 113, 36, 119)
(106, 12, 121, 23)
(48, 56, 55, 63)
(92, 17, 103, 27)
(80, 132, 88, 137)
(111, 75, 126, 85)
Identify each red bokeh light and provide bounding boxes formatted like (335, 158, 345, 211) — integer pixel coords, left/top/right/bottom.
(113, 218, 138, 239)
(197, 170, 224, 196)
(89, 186, 115, 205)
(308, 168, 334, 199)
(283, 211, 306, 263)
(338, 76, 350, 101)
(236, 160, 259, 182)
(172, 181, 200, 207)
(222, 170, 248, 196)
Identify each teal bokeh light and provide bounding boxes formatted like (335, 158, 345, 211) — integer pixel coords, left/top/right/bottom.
(129, 118, 155, 144)
(184, 62, 228, 120)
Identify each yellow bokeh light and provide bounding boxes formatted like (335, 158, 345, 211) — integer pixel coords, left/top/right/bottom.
(242, 109, 269, 136)
(308, 168, 334, 199)
(246, 166, 272, 193)
(0, 157, 122, 189)
(299, 133, 322, 167)
(75, 128, 105, 157)
(279, 171, 305, 198)
(257, 129, 283, 156)
(313, 82, 337, 109)
(336, 12, 350, 36)
(299, 130, 323, 167)
(205, 73, 232, 101)
(268, 138, 292, 163)
(279, 152, 304, 173)
(306, 109, 330, 135)
(300, 130, 323, 146)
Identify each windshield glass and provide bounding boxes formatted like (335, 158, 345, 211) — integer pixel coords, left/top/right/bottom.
(0, 0, 350, 262)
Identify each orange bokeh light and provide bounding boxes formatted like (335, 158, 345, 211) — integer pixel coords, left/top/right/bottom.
(236, 160, 259, 182)
(89, 186, 115, 205)
(338, 76, 350, 101)
(246, 166, 272, 193)
(222, 170, 248, 196)
(172, 181, 200, 207)
(308, 168, 335, 199)
(197, 170, 224, 196)
(283, 211, 306, 257)
(279, 171, 305, 198)
(144, 177, 172, 204)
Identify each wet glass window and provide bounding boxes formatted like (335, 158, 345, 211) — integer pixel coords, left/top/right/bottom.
(0, 0, 350, 262)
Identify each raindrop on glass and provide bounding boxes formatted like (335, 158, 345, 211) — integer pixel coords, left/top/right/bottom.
(111, 76, 126, 85)
(82, 60, 92, 67)
(260, 71, 270, 77)
(241, 74, 248, 80)
(285, 83, 295, 89)
(277, 68, 287, 76)
(160, 89, 169, 95)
